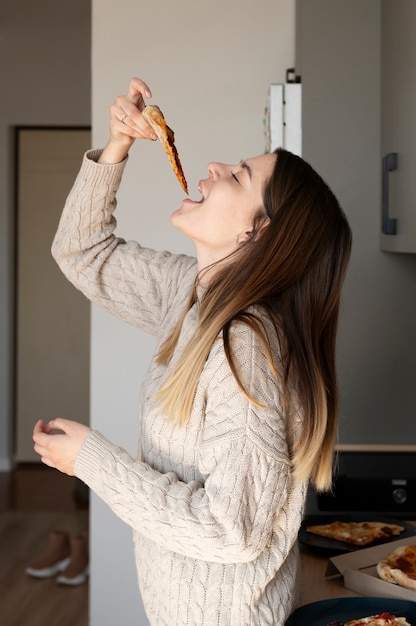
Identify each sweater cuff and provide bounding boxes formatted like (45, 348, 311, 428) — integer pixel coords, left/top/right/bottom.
(77, 148, 129, 191)
(74, 429, 116, 488)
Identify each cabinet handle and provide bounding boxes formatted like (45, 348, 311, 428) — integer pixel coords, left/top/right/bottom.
(382, 152, 398, 235)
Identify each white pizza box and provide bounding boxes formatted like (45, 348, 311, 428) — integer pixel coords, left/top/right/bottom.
(325, 536, 416, 601)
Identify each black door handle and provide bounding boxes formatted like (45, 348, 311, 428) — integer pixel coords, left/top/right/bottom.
(382, 152, 398, 235)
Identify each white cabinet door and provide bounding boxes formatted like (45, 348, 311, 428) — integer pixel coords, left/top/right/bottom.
(380, 0, 416, 253)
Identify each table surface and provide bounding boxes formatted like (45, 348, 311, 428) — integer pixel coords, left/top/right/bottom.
(298, 543, 361, 606)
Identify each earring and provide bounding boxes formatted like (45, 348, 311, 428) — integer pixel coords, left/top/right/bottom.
(234, 236, 240, 243)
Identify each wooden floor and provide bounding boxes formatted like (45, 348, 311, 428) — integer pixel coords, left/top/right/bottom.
(0, 464, 89, 626)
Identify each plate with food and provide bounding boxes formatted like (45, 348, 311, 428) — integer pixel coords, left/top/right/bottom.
(299, 514, 416, 553)
(285, 597, 416, 625)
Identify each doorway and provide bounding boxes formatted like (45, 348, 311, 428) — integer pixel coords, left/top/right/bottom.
(14, 127, 91, 462)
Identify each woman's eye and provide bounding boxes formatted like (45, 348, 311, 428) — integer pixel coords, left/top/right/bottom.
(231, 172, 239, 183)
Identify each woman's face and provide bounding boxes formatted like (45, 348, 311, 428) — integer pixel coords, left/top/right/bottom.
(171, 153, 276, 267)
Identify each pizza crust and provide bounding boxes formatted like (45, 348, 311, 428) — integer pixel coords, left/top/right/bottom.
(142, 105, 188, 194)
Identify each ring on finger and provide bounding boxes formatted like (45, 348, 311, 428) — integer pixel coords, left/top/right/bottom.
(120, 113, 127, 123)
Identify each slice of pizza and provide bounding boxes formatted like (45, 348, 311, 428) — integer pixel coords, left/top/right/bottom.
(328, 613, 410, 625)
(377, 544, 416, 591)
(306, 520, 405, 546)
(142, 105, 188, 194)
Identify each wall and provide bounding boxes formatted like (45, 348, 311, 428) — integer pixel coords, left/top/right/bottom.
(0, 0, 91, 470)
(91, 0, 295, 623)
(297, 0, 416, 444)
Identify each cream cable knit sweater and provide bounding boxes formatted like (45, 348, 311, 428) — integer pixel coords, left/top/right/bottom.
(52, 150, 307, 625)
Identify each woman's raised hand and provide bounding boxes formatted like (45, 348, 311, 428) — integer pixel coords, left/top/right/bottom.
(99, 77, 158, 164)
(32, 418, 92, 477)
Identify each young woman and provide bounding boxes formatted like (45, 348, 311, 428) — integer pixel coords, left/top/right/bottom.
(33, 77, 352, 625)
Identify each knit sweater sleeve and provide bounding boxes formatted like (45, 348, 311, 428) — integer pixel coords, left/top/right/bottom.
(51, 149, 197, 334)
(74, 322, 298, 564)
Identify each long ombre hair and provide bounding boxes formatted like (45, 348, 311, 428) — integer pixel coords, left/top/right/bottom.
(156, 148, 352, 491)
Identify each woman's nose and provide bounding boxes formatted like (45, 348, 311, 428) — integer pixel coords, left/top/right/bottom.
(207, 162, 226, 179)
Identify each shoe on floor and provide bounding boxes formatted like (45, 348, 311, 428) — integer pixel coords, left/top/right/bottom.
(26, 529, 71, 578)
(56, 535, 89, 586)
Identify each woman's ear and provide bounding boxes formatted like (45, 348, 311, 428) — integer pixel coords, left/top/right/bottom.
(245, 216, 270, 241)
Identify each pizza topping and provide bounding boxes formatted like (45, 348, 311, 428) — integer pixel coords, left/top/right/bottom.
(306, 520, 405, 546)
(142, 105, 188, 194)
(395, 555, 416, 577)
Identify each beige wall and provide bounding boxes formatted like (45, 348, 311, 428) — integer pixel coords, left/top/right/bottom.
(91, 0, 296, 623)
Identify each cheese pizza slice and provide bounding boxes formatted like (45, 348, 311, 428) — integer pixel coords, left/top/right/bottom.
(377, 544, 416, 591)
(142, 105, 188, 194)
(306, 520, 405, 546)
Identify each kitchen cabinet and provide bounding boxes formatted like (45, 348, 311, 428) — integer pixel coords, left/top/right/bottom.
(380, 0, 416, 253)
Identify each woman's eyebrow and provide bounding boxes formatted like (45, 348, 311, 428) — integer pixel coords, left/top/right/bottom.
(239, 160, 252, 179)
